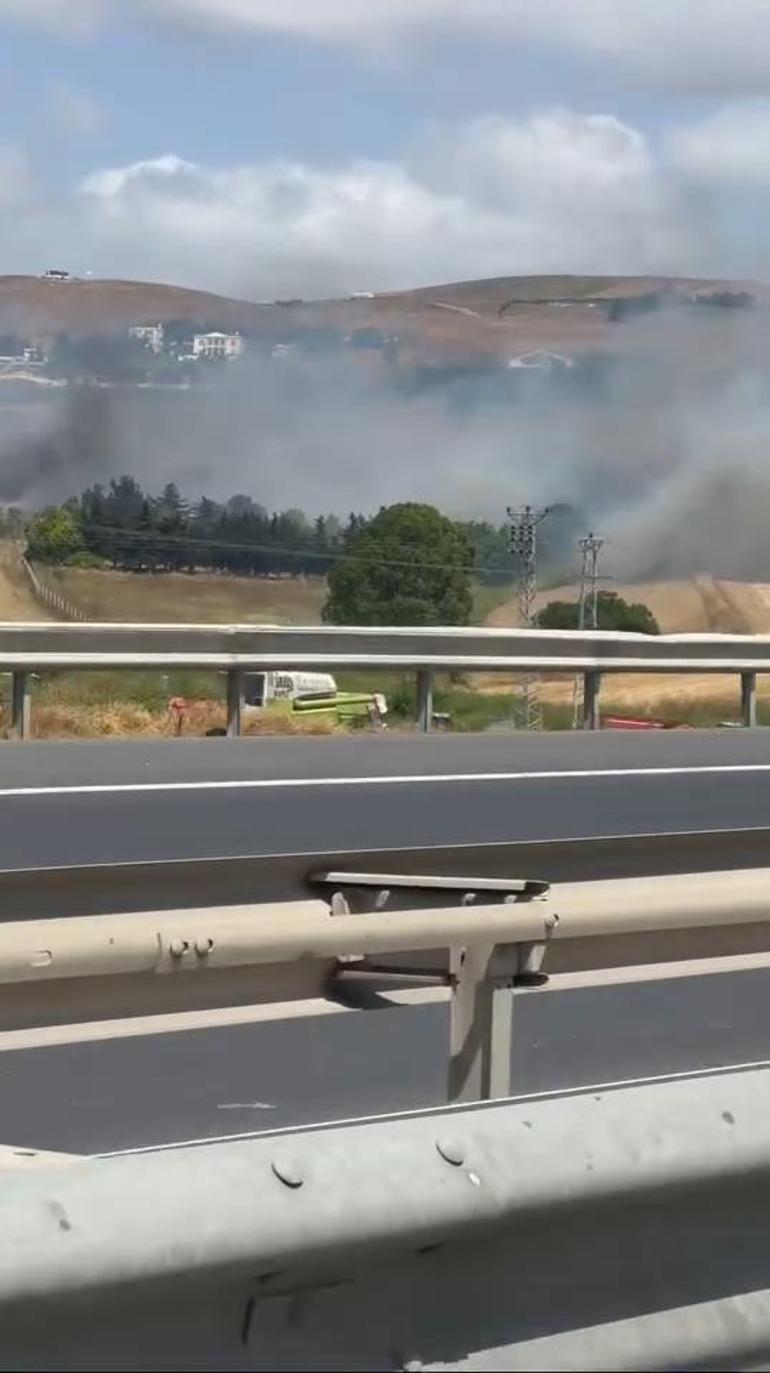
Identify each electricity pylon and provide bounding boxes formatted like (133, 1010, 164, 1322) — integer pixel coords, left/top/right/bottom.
(572, 532, 605, 728)
(507, 505, 552, 730)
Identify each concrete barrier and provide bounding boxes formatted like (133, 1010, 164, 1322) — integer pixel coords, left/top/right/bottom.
(2, 1066, 770, 1369)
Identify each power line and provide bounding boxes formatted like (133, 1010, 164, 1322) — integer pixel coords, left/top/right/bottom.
(507, 504, 552, 731)
(78, 522, 515, 580)
(578, 532, 605, 633)
(572, 532, 605, 729)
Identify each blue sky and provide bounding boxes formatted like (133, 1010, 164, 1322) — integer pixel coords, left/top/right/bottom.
(1, 1, 770, 296)
(1, 10, 669, 172)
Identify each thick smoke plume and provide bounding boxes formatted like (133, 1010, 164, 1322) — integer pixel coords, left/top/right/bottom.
(3, 303, 770, 581)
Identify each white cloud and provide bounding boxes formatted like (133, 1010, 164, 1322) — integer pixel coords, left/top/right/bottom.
(0, 0, 102, 35)
(51, 111, 692, 297)
(10, 1, 770, 94)
(668, 102, 770, 184)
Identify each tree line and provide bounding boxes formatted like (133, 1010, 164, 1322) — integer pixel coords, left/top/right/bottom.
(21, 476, 583, 586)
(21, 476, 529, 582)
(26, 478, 365, 577)
(19, 480, 660, 633)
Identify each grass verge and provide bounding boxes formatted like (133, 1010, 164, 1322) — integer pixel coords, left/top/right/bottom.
(0, 669, 762, 740)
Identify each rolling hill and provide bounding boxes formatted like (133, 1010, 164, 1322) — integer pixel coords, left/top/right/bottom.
(487, 576, 770, 636)
(1, 272, 766, 368)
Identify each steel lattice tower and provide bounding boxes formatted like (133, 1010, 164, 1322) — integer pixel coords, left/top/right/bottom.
(572, 532, 605, 728)
(507, 505, 552, 731)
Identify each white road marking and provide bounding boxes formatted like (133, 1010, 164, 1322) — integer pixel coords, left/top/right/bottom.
(533, 951, 770, 992)
(2, 762, 770, 799)
(3, 955, 766, 1055)
(98, 1056, 770, 1158)
(217, 1102, 275, 1112)
(0, 988, 450, 1054)
(2, 954, 768, 1055)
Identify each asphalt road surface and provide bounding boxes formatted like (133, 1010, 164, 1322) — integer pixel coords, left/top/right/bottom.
(0, 965, 769, 1155)
(5, 729, 770, 789)
(2, 730, 770, 869)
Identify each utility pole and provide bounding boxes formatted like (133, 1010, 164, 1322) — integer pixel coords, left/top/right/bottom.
(572, 532, 605, 728)
(578, 532, 605, 632)
(507, 504, 552, 731)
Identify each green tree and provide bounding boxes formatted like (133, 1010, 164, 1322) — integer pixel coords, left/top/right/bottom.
(539, 590, 660, 634)
(26, 507, 86, 565)
(323, 502, 474, 626)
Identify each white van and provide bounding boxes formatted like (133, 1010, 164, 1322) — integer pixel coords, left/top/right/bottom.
(244, 671, 337, 707)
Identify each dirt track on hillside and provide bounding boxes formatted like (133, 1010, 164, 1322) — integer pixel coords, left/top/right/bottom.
(0, 544, 45, 620)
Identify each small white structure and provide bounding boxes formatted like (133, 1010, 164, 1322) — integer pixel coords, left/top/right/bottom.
(129, 323, 165, 354)
(192, 331, 245, 360)
(41, 269, 71, 282)
(507, 350, 573, 372)
(244, 672, 337, 706)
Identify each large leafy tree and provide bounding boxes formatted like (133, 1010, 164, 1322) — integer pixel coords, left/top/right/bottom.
(323, 502, 474, 626)
(539, 590, 660, 634)
(26, 507, 86, 564)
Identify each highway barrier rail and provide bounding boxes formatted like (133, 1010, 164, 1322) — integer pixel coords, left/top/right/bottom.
(4, 1066, 770, 1369)
(3, 867, 770, 1366)
(1, 620, 770, 736)
(4, 865, 770, 1101)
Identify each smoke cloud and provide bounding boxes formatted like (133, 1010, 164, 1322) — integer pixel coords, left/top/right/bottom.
(5, 302, 770, 583)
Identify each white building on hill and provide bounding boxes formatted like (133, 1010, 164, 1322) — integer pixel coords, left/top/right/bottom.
(192, 331, 245, 360)
(129, 323, 165, 354)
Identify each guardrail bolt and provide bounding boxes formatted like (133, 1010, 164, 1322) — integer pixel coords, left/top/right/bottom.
(195, 938, 214, 957)
(271, 1158, 305, 1189)
(436, 1137, 466, 1167)
(169, 938, 189, 960)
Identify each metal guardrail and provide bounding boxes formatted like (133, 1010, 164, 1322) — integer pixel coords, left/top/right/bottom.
(1, 620, 769, 736)
(5, 866, 770, 1102)
(0, 828, 767, 922)
(4, 1066, 770, 1369)
(2, 868, 770, 1366)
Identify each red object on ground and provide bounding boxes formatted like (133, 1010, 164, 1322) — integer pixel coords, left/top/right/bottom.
(601, 716, 691, 730)
(168, 697, 187, 736)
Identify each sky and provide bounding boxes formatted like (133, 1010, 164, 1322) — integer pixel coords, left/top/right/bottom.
(2, 1, 770, 298)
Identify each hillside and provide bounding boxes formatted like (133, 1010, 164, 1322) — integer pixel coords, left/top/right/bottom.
(0, 545, 45, 620)
(43, 568, 327, 624)
(12, 563, 770, 732)
(487, 576, 770, 635)
(0, 277, 276, 341)
(30, 566, 770, 635)
(1, 272, 766, 367)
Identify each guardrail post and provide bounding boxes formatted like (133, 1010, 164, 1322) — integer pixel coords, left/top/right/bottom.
(10, 671, 30, 741)
(448, 944, 513, 1103)
(742, 671, 757, 729)
(226, 670, 244, 737)
(583, 670, 601, 730)
(416, 670, 433, 733)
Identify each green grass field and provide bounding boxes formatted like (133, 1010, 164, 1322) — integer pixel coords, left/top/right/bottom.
(4, 666, 758, 739)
